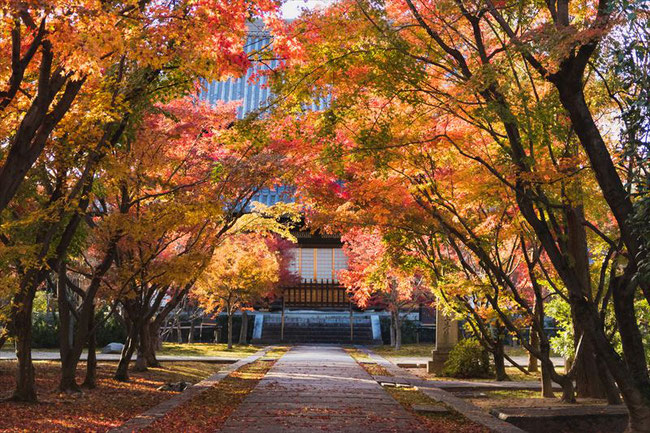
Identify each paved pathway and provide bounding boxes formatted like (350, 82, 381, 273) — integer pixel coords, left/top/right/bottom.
(218, 345, 428, 433)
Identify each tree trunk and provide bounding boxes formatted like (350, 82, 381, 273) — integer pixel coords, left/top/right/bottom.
(389, 313, 396, 347)
(239, 310, 248, 345)
(59, 353, 81, 394)
(565, 204, 611, 399)
(593, 349, 622, 405)
(573, 338, 608, 398)
(227, 313, 233, 350)
(558, 373, 576, 403)
(553, 75, 638, 263)
(82, 312, 97, 389)
(114, 328, 138, 382)
(494, 338, 510, 381)
(612, 274, 650, 394)
(11, 302, 37, 402)
(134, 326, 148, 373)
(188, 321, 195, 344)
(540, 359, 555, 398)
(176, 316, 183, 343)
(394, 311, 402, 351)
(528, 326, 539, 373)
(145, 322, 160, 368)
(57, 266, 82, 394)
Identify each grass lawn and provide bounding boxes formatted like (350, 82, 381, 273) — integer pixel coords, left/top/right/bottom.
(158, 343, 262, 358)
(372, 343, 559, 360)
(0, 360, 223, 433)
(1, 343, 262, 359)
(408, 366, 542, 382)
(467, 389, 607, 410)
(371, 343, 434, 358)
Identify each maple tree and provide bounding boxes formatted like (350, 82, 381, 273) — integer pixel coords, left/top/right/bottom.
(192, 233, 293, 349)
(0, 0, 283, 216)
(265, 0, 650, 418)
(0, 0, 288, 401)
(54, 98, 239, 388)
(339, 228, 432, 350)
(90, 99, 296, 381)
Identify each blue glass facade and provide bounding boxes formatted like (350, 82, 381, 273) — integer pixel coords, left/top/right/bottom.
(198, 25, 291, 207)
(198, 30, 275, 119)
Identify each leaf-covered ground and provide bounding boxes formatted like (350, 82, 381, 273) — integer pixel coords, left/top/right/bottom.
(141, 349, 287, 433)
(384, 386, 489, 433)
(0, 360, 223, 432)
(348, 349, 490, 433)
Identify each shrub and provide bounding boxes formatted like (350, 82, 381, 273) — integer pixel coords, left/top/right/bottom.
(95, 310, 127, 346)
(30, 309, 127, 348)
(442, 338, 491, 378)
(32, 313, 59, 348)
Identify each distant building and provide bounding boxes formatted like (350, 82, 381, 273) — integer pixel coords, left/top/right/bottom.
(198, 24, 381, 344)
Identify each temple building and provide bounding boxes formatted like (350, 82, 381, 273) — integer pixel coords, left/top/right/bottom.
(195, 24, 387, 344)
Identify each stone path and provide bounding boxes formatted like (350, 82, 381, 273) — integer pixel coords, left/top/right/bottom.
(218, 345, 428, 433)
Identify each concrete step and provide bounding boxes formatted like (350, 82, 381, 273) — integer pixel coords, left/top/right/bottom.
(255, 312, 380, 344)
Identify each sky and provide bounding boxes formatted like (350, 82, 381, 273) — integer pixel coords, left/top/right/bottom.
(280, 0, 333, 19)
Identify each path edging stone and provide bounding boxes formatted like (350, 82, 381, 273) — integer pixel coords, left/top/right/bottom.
(357, 346, 527, 433)
(108, 347, 270, 433)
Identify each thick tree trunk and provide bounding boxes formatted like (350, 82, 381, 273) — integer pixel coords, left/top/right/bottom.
(612, 275, 650, 393)
(58, 267, 81, 394)
(239, 310, 248, 345)
(227, 313, 233, 350)
(136, 320, 160, 371)
(59, 352, 81, 394)
(559, 375, 576, 403)
(114, 327, 138, 382)
(12, 303, 37, 402)
(573, 338, 607, 398)
(540, 359, 555, 398)
(134, 334, 148, 372)
(593, 350, 622, 405)
(566, 204, 610, 399)
(553, 76, 638, 264)
(494, 338, 510, 381)
(389, 313, 396, 347)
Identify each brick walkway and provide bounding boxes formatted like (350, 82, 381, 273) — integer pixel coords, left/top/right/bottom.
(218, 345, 427, 433)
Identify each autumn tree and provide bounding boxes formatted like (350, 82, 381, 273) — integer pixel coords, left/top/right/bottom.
(267, 1, 650, 425)
(0, 0, 287, 401)
(338, 228, 431, 350)
(193, 233, 290, 349)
